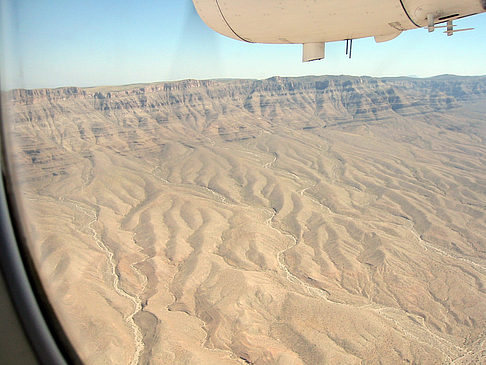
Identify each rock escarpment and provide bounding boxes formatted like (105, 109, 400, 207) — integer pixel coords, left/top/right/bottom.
(7, 75, 486, 364)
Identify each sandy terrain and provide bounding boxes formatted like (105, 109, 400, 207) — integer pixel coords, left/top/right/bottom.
(5, 75, 486, 364)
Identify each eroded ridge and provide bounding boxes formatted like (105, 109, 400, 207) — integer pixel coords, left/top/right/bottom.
(65, 198, 146, 365)
(10, 75, 486, 364)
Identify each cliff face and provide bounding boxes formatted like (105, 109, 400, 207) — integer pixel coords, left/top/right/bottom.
(11, 75, 486, 119)
(6, 75, 486, 365)
(9, 75, 486, 181)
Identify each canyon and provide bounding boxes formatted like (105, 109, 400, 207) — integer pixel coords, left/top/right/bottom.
(6, 75, 486, 364)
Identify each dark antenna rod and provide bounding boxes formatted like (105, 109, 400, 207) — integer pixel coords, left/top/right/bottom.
(345, 39, 353, 58)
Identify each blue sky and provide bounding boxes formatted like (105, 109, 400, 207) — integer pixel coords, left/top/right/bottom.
(1, 0, 486, 89)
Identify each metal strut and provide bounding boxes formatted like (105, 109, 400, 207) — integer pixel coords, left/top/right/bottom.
(425, 14, 474, 35)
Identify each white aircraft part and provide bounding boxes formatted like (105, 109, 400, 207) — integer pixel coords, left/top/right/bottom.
(192, 0, 251, 42)
(374, 32, 402, 43)
(427, 13, 435, 32)
(302, 43, 325, 62)
(401, 0, 484, 26)
(444, 27, 475, 34)
(193, 0, 414, 44)
(192, 0, 485, 44)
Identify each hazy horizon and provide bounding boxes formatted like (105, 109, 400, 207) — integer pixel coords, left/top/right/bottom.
(6, 72, 486, 91)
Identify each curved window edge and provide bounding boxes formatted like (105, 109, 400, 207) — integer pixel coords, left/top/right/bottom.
(0, 90, 82, 365)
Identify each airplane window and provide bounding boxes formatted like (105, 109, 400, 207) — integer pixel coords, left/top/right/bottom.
(1, 0, 486, 364)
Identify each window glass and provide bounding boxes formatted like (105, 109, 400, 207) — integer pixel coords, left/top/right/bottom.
(1, 1, 486, 364)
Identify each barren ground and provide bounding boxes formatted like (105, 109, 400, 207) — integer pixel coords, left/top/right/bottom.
(6, 75, 486, 364)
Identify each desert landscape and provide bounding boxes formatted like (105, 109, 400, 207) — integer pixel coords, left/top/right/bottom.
(6, 75, 486, 364)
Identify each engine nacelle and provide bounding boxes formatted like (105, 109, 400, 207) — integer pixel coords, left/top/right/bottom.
(192, 0, 485, 44)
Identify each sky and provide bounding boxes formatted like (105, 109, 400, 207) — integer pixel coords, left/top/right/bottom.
(1, 0, 486, 89)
